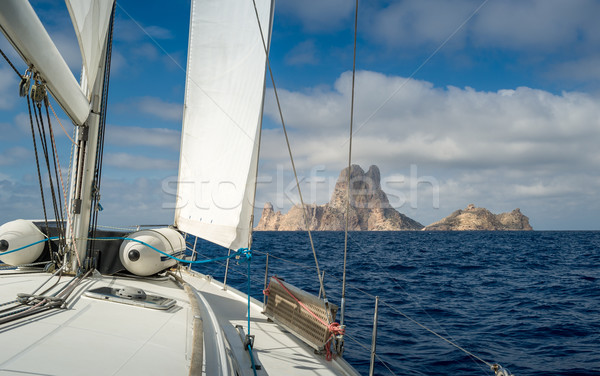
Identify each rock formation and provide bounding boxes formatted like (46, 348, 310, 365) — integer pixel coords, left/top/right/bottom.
(424, 204, 533, 231)
(255, 165, 424, 231)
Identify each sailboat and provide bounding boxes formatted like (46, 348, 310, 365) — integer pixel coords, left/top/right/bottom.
(0, 0, 360, 374)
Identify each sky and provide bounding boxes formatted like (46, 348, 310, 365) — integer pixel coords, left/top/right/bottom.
(1, 0, 600, 230)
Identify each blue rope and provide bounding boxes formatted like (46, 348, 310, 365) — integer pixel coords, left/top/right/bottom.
(1, 236, 250, 266)
(235, 248, 257, 375)
(92, 237, 248, 264)
(236, 247, 253, 334)
(0, 237, 58, 257)
(248, 259, 251, 334)
(248, 343, 258, 376)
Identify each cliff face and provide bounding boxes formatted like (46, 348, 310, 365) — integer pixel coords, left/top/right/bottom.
(255, 165, 424, 231)
(424, 204, 533, 231)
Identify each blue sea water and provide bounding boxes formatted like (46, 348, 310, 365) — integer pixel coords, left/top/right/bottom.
(191, 231, 600, 376)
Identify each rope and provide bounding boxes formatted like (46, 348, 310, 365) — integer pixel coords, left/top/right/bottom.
(246, 253, 252, 334)
(26, 93, 50, 237)
(95, 224, 139, 231)
(269, 276, 344, 361)
(236, 249, 258, 376)
(248, 343, 258, 376)
(0, 46, 22, 79)
(91, 237, 250, 265)
(341, 0, 359, 330)
(250, 0, 331, 322)
(0, 269, 92, 326)
(34, 97, 63, 241)
(44, 100, 67, 253)
(0, 237, 58, 257)
(47, 102, 74, 260)
(48, 102, 75, 145)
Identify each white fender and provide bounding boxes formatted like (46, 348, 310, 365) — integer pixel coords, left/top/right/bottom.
(0, 219, 46, 266)
(119, 228, 185, 276)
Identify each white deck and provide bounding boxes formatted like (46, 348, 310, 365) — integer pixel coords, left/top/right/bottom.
(0, 268, 358, 375)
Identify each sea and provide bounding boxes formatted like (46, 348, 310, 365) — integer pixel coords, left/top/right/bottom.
(191, 231, 600, 376)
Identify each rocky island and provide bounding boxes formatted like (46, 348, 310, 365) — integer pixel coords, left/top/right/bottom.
(256, 165, 533, 231)
(255, 165, 424, 231)
(424, 204, 533, 231)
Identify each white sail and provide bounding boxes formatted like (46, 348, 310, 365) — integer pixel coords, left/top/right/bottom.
(65, 0, 115, 97)
(174, 0, 274, 250)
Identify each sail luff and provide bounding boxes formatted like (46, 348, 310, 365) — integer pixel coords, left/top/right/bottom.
(174, 0, 274, 250)
(0, 0, 89, 125)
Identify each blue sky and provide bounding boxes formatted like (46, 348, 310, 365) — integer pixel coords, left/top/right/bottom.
(1, 0, 600, 230)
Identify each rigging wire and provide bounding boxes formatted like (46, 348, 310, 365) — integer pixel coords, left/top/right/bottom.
(343, 333, 398, 376)
(250, 0, 332, 324)
(43, 99, 67, 253)
(341, 0, 359, 330)
(33, 94, 62, 232)
(255, 243, 499, 373)
(345, 0, 489, 141)
(26, 92, 51, 237)
(47, 100, 76, 260)
(0, 46, 22, 79)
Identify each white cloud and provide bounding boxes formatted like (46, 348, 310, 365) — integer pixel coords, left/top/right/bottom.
(104, 152, 177, 170)
(365, 0, 474, 49)
(258, 70, 600, 229)
(96, 177, 175, 227)
(50, 30, 82, 73)
(277, 0, 355, 32)
(0, 67, 18, 110)
(548, 55, 600, 82)
(363, 0, 600, 54)
(0, 178, 44, 223)
(470, 0, 597, 51)
(133, 97, 182, 122)
(14, 113, 34, 134)
(285, 40, 319, 66)
(145, 25, 174, 40)
(114, 19, 173, 43)
(0, 147, 30, 166)
(106, 125, 180, 150)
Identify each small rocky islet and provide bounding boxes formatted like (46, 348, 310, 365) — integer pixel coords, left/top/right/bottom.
(255, 165, 532, 231)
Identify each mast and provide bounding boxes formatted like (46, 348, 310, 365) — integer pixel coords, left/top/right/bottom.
(65, 58, 107, 272)
(65, 3, 116, 272)
(0, 0, 116, 272)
